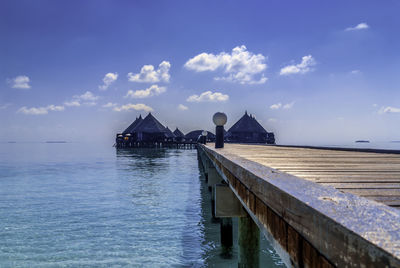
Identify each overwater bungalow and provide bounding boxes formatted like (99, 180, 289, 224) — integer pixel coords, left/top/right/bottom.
(225, 111, 275, 144)
(129, 112, 168, 142)
(185, 130, 216, 142)
(173, 128, 185, 142)
(115, 113, 196, 148)
(165, 126, 176, 142)
(122, 114, 143, 135)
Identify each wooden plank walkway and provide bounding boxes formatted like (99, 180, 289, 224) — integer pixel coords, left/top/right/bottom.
(219, 144, 400, 209)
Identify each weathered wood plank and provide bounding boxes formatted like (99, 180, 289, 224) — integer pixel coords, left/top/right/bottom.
(341, 188, 400, 196)
(320, 182, 400, 189)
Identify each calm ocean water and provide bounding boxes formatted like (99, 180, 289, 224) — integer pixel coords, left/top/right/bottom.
(0, 143, 284, 267)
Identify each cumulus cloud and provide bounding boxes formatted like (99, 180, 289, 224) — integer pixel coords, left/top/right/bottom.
(74, 91, 99, 101)
(186, 91, 229, 102)
(113, 103, 153, 112)
(125, 85, 166, 99)
(270, 102, 294, 110)
(64, 101, 81, 107)
(184, 45, 267, 84)
(99, 72, 118, 90)
(178, 104, 188, 111)
(65, 91, 100, 107)
(280, 55, 316, 75)
(345, 23, 369, 31)
(378, 106, 400, 114)
(127, 61, 171, 83)
(283, 102, 295, 109)
(17, 105, 65, 115)
(270, 103, 282, 110)
(10, 75, 31, 89)
(102, 102, 118, 108)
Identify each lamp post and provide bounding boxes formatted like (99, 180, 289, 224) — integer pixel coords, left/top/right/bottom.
(213, 112, 227, 148)
(201, 130, 208, 145)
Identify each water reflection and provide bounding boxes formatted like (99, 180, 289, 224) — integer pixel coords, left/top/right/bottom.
(116, 148, 169, 175)
(114, 147, 285, 267)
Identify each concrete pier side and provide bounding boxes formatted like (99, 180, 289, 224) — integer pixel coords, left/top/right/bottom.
(198, 144, 400, 268)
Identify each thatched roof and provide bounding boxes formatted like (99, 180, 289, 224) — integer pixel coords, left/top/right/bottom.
(185, 130, 215, 140)
(173, 128, 185, 138)
(227, 111, 268, 134)
(122, 114, 143, 134)
(165, 127, 176, 138)
(134, 113, 167, 134)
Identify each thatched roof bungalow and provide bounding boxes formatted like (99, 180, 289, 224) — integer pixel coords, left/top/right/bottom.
(173, 128, 185, 138)
(185, 130, 215, 142)
(226, 111, 275, 144)
(122, 114, 143, 134)
(165, 126, 176, 141)
(173, 128, 185, 142)
(132, 113, 168, 142)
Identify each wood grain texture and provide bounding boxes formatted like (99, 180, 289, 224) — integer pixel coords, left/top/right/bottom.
(219, 144, 400, 208)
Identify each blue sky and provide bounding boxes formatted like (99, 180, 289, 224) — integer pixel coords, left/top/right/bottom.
(1, 0, 399, 144)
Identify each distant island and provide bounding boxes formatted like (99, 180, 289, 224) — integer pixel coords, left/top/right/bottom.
(355, 140, 370, 143)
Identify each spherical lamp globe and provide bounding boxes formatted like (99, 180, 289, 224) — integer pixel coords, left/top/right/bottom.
(212, 112, 227, 126)
(202, 130, 208, 136)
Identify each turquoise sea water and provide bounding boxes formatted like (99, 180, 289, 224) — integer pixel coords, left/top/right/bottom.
(0, 143, 284, 267)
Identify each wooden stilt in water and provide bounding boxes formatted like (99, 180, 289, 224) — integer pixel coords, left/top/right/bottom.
(238, 213, 259, 268)
(220, 217, 233, 258)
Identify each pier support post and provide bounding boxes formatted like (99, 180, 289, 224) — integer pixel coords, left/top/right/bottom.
(220, 217, 233, 258)
(238, 213, 260, 268)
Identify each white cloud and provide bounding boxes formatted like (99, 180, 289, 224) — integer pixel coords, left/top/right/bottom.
(378, 106, 400, 114)
(270, 103, 282, 110)
(268, 118, 277, 123)
(10, 75, 31, 89)
(350, 70, 361, 75)
(186, 91, 229, 102)
(270, 102, 294, 110)
(280, 55, 316, 75)
(66, 91, 100, 106)
(17, 105, 64, 115)
(125, 85, 166, 99)
(178, 104, 188, 111)
(64, 101, 81, 107)
(184, 45, 267, 84)
(102, 102, 118, 108)
(345, 23, 369, 31)
(283, 102, 295, 109)
(127, 61, 171, 83)
(99, 72, 118, 90)
(47, 105, 64, 112)
(74, 91, 99, 101)
(113, 103, 153, 112)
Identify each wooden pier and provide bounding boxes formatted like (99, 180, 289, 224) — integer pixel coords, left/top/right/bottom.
(198, 143, 400, 267)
